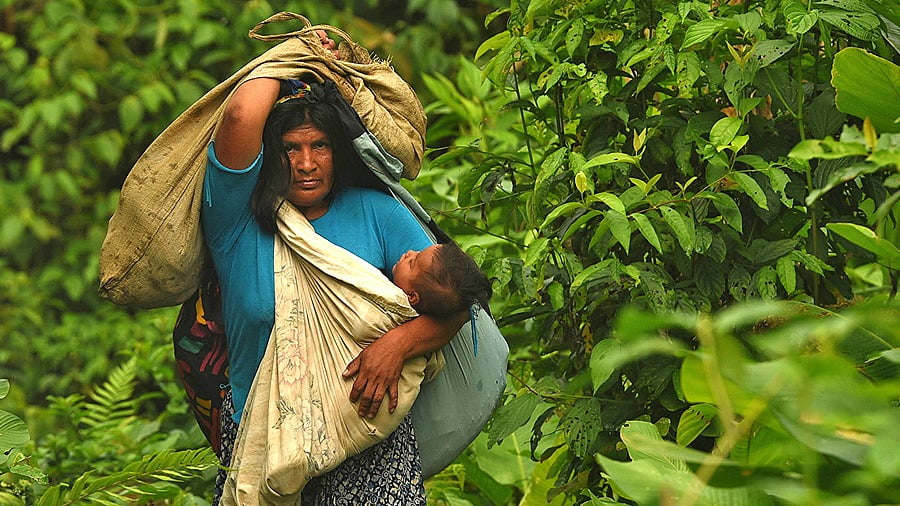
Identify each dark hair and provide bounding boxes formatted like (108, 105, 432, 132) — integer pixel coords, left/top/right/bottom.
(251, 81, 385, 232)
(415, 242, 493, 318)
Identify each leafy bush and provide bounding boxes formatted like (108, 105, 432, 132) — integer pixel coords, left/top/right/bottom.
(598, 299, 900, 504)
(0, 378, 45, 503)
(2, 364, 217, 504)
(411, 0, 900, 503)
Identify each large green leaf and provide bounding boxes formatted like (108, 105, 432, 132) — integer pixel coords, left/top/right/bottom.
(754, 266, 779, 300)
(631, 212, 663, 253)
(681, 18, 728, 48)
(676, 51, 702, 96)
(660, 205, 695, 254)
(818, 2, 881, 41)
(0, 410, 30, 461)
(621, 421, 689, 472)
(572, 259, 615, 289)
(783, 0, 818, 34)
(539, 202, 585, 230)
(590, 339, 623, 391)
(709, 116, 742, 148)
(832, 48, 900, 133)
(486, 393, 542, 447)
(475, 30, 512, 61)
(776, 256, 797, 294)
(586, 192, 626, 214)
(827, 222, 900, 268)
(731, 172, 769, 210)
(606, 209, 631, 253)
(750, 39, 795, 68)
(704, 191, 743, 233)
(582, 152, 640, 168)
(562, 398, 603, 458)
(597, 422, 776, 505)
(676, 404, 718, 447)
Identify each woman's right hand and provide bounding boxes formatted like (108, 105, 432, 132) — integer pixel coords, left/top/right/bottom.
(343, 312, 467, 418)
(315, 29, 340, 59)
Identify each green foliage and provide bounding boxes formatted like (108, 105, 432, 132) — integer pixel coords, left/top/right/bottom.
(0, 378, 46, 499)
(2, 362, 215, 504)
(831, 48, 900, 133)
(0, 380, 30, 462)
(599, 300, 900, 504)
(36, 448, 218, 506)
(409, 0, 900, 502)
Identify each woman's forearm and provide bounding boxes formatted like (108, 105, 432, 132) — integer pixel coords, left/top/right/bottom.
(395, 312, 468, 360)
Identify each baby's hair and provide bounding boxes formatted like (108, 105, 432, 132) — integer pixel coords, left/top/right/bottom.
(415, 242, 492, 318)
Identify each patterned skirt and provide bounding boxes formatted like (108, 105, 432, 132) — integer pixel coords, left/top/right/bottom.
(212, 389, 426, 505)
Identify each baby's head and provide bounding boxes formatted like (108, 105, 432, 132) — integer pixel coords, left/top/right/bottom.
(392, 243, 492, 318)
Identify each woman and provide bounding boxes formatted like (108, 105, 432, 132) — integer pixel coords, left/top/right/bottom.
(203, 76, 466, 504)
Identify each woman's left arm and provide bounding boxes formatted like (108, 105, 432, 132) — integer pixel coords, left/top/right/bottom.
(343, 311, 468, 418)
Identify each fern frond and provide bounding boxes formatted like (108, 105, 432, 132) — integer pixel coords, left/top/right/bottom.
(79, 358, 139, 428)
(36, 448, 219, 505)
(47, 394, 87, 426)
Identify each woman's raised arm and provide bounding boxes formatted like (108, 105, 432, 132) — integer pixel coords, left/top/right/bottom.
(213, 77, 281, 170)
(213, 31, 337, 170)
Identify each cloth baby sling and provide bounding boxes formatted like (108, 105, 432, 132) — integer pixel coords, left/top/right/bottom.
(102, 11, 508, 498)
(221, 204, 438, 504)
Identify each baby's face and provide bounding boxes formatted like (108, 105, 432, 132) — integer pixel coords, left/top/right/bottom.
(392, 244, 441, 294)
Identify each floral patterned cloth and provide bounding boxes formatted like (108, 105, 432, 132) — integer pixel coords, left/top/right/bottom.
(213, 389, 425, 505)
(300, 415, 426, 505)
(213, 390, 238, 506)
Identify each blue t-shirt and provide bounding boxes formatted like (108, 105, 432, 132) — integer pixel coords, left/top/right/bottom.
(201, 143, 431, 422)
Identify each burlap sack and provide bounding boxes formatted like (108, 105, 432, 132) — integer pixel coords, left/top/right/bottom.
(98, 12, 426, 308)
(221, 203, 442, 505)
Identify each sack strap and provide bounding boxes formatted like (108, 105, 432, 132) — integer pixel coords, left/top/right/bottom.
(248, 11, 359, 48)
(248, 12, 312, 40)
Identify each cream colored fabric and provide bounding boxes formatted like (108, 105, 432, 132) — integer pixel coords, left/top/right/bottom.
(99, 13, 426, 308)
(221, 203, 442, 506)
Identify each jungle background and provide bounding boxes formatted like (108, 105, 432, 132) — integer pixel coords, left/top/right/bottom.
(2, 0, 899, 504)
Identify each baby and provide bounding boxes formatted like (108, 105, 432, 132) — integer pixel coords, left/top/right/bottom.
(392, 242, 492, 318)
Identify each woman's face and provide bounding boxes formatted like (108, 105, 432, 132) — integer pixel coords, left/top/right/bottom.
(282, 123, 335, 219)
